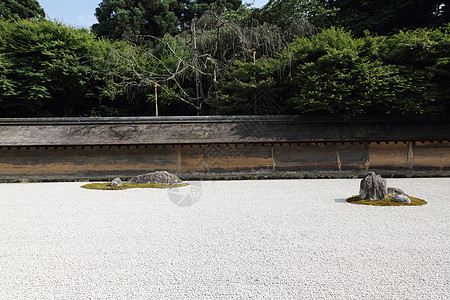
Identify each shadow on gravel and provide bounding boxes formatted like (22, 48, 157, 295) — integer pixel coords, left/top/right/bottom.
(334, 198, 348, 203)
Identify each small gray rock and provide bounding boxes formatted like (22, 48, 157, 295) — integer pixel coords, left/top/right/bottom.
(393, 194, 411, 204)
(360, 172, 387, 200)
(110, 177, 122, 187)
(387, 187, 406, 195)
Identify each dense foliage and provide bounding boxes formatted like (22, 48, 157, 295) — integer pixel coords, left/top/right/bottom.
(0, 0, 449, 118)
(92, 0, 180, 40)
(0, 0, 45, 20)
(0, 20, 132, 116)
(92, 0, 241, 40)
(255, 0, 336, 30)
(323, 0, 449, 36)
(285, 27, 450, 117)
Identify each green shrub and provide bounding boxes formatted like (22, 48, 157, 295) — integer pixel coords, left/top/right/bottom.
(285, 27, 449, 118)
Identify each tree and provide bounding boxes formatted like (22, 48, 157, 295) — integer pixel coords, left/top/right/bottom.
(326, 0, 449, 36)
(211, 59, 281, 114)
(0, 0, 45, 20)
(256, 0, 336, 30)
(92, 0, 243, 40)
(0, 20, 107, 117)
(181, 0, 241, 29)
(92, 0, 180, 40)
(377, 26, 450, 115)
(286, 27, 449, 117)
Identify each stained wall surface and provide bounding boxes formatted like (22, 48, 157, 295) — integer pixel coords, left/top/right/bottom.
(0, 141, 449, 181)
(0, 117, 448, 181)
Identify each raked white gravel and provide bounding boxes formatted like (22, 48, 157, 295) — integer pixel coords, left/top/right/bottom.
(0, 178, 448, 299)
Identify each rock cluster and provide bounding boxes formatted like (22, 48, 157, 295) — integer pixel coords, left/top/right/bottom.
(126, 171, 183, 185)
(359, 172, 387, 200)
(359, 172, 409, 201)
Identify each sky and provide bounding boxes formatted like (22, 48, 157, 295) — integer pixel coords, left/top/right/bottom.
(38, 0, 269, 28)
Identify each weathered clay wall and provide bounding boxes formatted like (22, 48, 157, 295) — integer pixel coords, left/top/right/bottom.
(0, 116, 448, 181)
(0, 141, 448, 181)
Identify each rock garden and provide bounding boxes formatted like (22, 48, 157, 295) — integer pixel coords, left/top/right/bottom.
(346, 172, 427, 206)
(81, 171, 188, 190)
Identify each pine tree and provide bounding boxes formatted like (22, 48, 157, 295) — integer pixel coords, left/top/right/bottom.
(92, 0, 242, 40)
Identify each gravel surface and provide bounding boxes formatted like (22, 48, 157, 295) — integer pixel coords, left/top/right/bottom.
(0, 178, 449, 299)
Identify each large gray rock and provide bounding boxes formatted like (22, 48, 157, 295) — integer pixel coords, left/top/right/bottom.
(127, 171, 182, 185)
(359, 172, 387, 200)
(393, 195, 411, 204)
(110, 177, 122, 187)
(387, 187, 405, 195)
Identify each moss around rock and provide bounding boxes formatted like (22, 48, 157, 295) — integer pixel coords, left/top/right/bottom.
(81, 182, 188, 190)
(346, 195, 427, 206)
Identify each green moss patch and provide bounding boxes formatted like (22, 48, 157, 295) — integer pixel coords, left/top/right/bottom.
(81, 182, 188, 190)
(346, 195, 427, 206)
